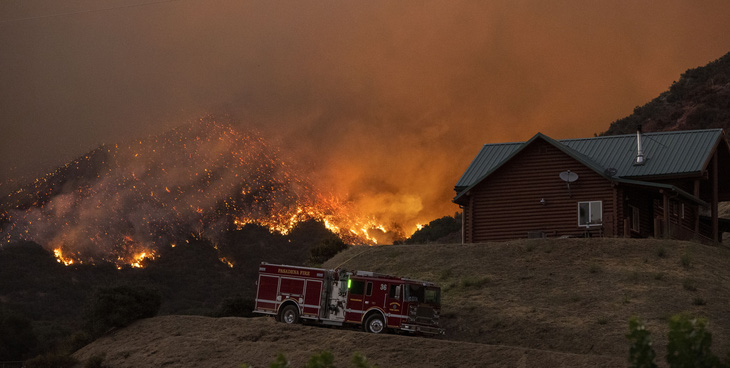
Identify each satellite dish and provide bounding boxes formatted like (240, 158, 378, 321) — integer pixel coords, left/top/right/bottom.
(559, 170, 579, 183)
(604, 168, 618, 177)
(559, 170, 578, 198)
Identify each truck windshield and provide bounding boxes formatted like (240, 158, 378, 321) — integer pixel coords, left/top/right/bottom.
(404, 284, 441, 305)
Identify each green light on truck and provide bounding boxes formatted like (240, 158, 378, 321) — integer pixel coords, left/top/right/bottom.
(348, 279, 351, 289)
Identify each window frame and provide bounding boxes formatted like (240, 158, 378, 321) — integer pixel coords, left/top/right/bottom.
(578, 201, 603, 227)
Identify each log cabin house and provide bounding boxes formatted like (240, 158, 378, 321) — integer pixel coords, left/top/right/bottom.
(453, 128, 730, 243)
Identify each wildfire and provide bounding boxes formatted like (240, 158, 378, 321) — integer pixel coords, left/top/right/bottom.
(2, 118, 407, 268)
(53, 248, 74, 266)
(129, 251, 156, 268)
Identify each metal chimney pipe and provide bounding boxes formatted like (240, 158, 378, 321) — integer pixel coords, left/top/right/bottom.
(635, 125, 645, 165)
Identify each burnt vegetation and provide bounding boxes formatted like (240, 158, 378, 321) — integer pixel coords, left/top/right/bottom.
(0, 218, 350, 363)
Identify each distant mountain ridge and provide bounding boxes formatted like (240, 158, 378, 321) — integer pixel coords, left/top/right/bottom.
(603, 52, 730, 135)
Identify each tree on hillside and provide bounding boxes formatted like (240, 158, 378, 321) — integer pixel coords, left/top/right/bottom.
(403, 214, 461, 244)
(0, 305, 37, 361)
(85, 285, 161, 337)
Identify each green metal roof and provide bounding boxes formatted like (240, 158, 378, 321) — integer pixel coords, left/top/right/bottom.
(454, 129, 725, 204)
(560, 129, 723, 178)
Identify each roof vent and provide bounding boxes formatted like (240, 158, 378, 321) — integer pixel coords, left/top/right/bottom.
(635, 125, 645, 166)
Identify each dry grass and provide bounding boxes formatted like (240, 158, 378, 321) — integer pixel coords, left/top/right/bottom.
(73, 315, 623, 368)
(74, 238, 730, 367)
(326, 238, 730, 359)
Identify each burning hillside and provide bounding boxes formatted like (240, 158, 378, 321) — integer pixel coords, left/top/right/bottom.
(0, 117, 400, 267)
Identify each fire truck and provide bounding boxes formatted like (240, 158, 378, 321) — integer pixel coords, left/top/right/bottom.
(253, 262, 445, 335)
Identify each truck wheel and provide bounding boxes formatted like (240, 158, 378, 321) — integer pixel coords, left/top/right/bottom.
(364, 314, 385, 334)
(279, 305, 299, 324)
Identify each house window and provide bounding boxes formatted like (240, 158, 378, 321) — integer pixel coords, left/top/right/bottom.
(630, 205, 640, 232)
(578, 201, 602, 227)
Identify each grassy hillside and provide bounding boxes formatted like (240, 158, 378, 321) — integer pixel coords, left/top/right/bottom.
(73, 315, 623, 368)
(324, 238, 730, 359)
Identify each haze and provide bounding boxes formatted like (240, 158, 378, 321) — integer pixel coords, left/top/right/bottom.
(2, 0, 730, 229)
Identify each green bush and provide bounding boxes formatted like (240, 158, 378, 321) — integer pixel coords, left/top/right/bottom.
(627, 316, 657, 368)
(85, 285, 161, 337)
(666, 314, 719, 368)
(268, 354, 289, 368)
(627, 314, 730, 368)
(352, 352, 378, 368)
(305, 351, 335, 368)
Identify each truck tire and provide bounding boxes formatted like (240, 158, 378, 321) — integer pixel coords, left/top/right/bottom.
(364, 314, 386, 334)
(279, 305, 299, 324)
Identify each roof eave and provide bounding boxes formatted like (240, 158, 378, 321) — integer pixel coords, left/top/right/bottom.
(621, 171, 704, 181)
(614, 178, 708, 207)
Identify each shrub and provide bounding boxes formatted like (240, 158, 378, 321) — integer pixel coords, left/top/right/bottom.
(683, 279, 697, 291)
(404, 214, 461, 244)
(626, 316, 657, 368)
(352, 352, 378, 368)
(0, 306, 37, 360)
(589, 263, 602, 274)
(305, 351, 335, 368)
(216, 296, 255, 317)
(459, 276, 490, 289)
(24, 352, 78, 368)
(267, 353, 289, 368)
(627, 314, 730, 368)
(681, 253, 692, 268)
(309, 237, 347, 264)
(85, 354, 106, 368)
(85, 285, 161, 337)
(250, 352, 377, 368)
(666, 314, 718, 368)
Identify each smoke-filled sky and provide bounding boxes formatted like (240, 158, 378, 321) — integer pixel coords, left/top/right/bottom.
(2, 0, 730, 227)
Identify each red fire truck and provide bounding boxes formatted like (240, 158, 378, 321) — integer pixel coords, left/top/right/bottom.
(253, 262, 445, 335)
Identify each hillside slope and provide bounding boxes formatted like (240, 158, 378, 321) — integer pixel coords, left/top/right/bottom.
(603, 51, 730, 135)
(324, 238, 730, 359)
(73, 316, 621, 368)
(74, 238, 730, 367)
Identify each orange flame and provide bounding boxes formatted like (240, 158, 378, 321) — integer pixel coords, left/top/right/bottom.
(3, 119, 412, 268)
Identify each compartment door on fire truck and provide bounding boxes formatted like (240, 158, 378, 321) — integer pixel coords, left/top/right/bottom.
(386, 284, 403, 325)
(302, 279, 322, 317)
(345, 278, 366, 322)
